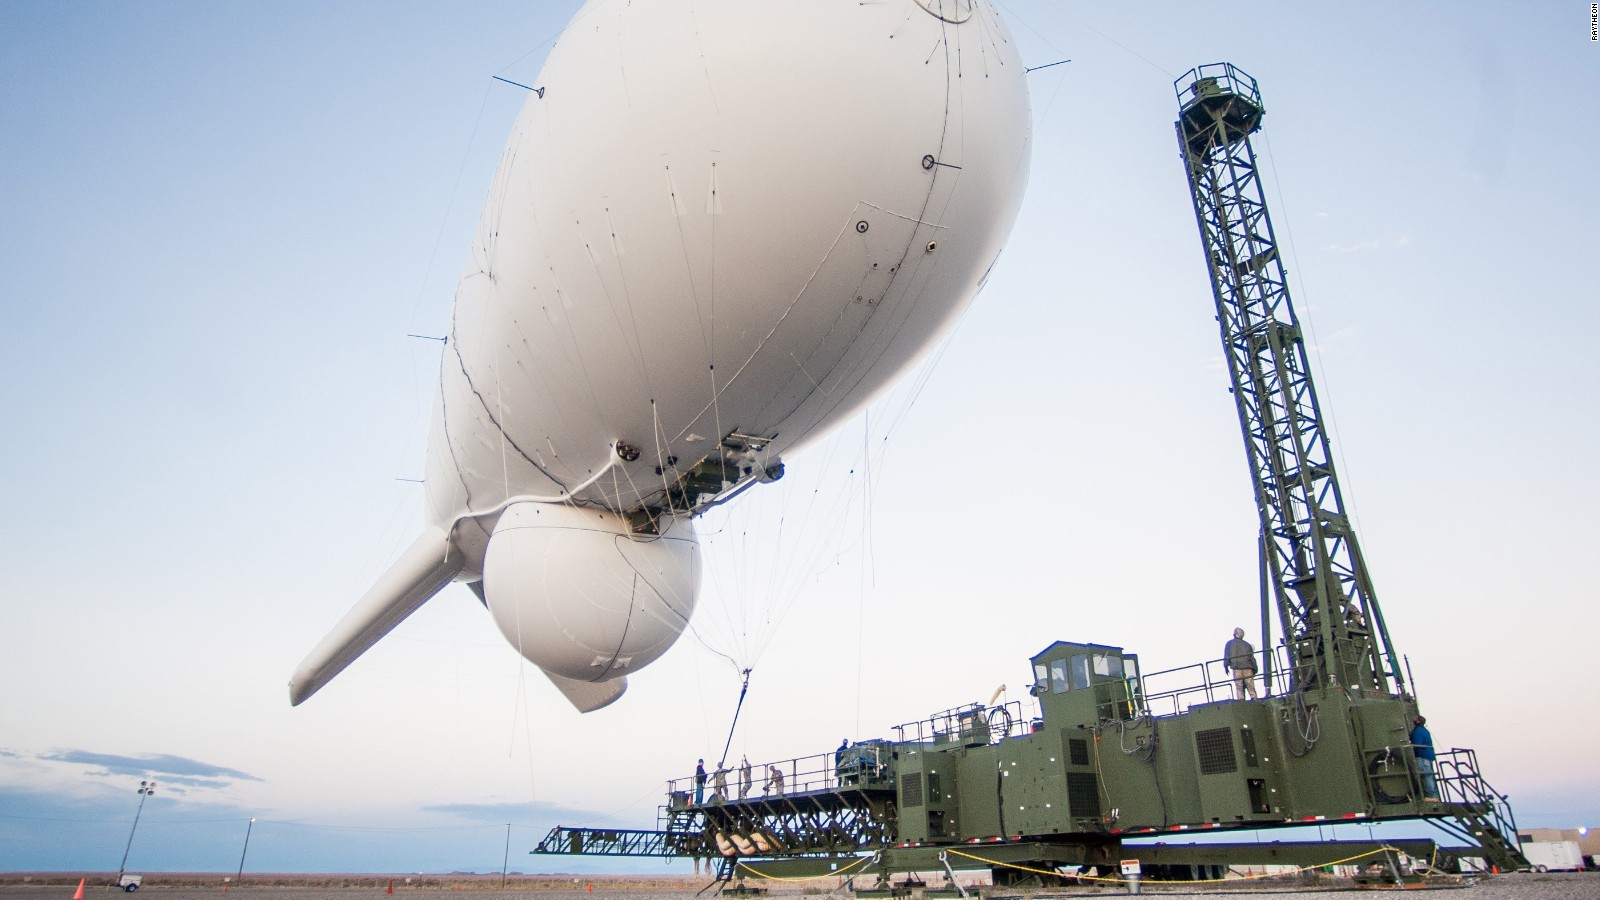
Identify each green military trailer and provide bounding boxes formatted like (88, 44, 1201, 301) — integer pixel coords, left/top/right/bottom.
(535, 636, 1520, 884)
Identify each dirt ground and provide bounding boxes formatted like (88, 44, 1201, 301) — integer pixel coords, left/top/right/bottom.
(1, 871, 1598, 898)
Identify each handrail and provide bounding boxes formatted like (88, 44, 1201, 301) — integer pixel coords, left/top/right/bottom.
(1137, 645, 1286, 716)
(1133, 640, 1409, 719)
(1434, 748, 1519, 842)
(666, 744, 897, 808)
(666, 702, 1032, 810)
(1175, 62, 1263, 113)
(891, 700, 1029, 745)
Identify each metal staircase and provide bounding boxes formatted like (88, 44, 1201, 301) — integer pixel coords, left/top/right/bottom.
(1429, 748, 1528, 872)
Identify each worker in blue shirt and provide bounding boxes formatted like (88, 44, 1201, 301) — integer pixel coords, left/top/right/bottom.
(1410, 715, 1438, 800)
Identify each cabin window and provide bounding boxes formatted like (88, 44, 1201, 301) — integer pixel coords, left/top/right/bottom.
(1049, 659, 1069, 693)
(1093, 653, 1123, 679)
(1070, 654, 1091, 690)
(1123, 656, 1146, 716)
(1034, 663, 1049, 691)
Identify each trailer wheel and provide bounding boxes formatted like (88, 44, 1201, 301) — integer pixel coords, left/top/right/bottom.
(124, 884, 139, 892)
(1535, 865, 1549, 873)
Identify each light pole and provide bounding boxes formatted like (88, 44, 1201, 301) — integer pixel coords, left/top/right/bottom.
(501, 824, 511, 888)
(236, 817, 256, 883)
(117, 780, 156, 886)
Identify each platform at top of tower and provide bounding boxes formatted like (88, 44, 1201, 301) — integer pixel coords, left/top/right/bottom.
(1177, 62, 1264, 148)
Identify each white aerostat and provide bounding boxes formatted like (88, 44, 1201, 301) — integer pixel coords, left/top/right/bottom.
(291, 0, 1032, 711)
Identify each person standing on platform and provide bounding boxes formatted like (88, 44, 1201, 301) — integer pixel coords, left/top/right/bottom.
(713, 764, 729, 803)
(738, 755, 753, 800)
(694, 758, 707, 804)
(1411, 715, 1438, 800)
(1223, 627, 1258, 700)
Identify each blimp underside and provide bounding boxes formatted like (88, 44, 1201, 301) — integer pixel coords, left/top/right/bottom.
(290, 0, 1031, 712)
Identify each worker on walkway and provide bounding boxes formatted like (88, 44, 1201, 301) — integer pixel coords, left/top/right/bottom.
(1224, 627, 1258, 700)
(1411, 715, 1438, 800)
(713, 764, 729, 803)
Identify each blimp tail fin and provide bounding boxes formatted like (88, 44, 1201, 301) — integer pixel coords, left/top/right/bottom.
(289, 526, 463, 706)
(543, 669, 628, 713)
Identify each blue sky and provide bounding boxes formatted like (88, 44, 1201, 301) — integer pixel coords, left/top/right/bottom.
(2, 0, 1596, 875)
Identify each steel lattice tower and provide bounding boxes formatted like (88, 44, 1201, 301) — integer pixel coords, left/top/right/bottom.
(1175, 64, 1405, 695)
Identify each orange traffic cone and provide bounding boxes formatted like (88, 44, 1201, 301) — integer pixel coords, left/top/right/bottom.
(73, 878, 85, 900)
(387, 881, 394, 895)
(586, 884, 592, 893)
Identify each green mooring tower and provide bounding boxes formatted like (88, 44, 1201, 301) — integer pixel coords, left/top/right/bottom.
(1174, 63, 1403, 698)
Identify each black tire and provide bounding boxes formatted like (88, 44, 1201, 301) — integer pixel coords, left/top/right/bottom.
(124, 885, 139, 892)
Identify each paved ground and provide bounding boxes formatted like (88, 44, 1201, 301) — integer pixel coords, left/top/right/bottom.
(1, 873, 1597, 899)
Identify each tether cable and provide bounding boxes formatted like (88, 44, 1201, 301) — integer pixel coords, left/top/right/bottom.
(717, 668, 753, 767)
